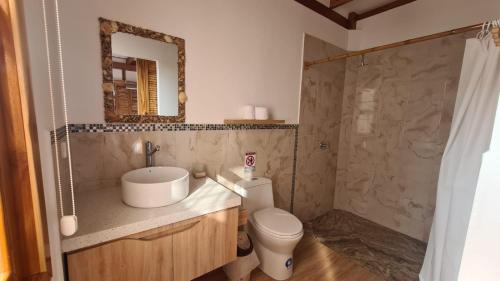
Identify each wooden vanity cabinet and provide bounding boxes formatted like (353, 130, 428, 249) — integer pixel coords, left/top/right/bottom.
(67, 208, 238, 281)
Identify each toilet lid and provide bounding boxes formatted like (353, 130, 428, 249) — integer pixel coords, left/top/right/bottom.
(253, 208, 303, 237)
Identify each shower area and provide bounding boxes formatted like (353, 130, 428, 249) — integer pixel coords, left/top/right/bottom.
(294, 32, 474, 280)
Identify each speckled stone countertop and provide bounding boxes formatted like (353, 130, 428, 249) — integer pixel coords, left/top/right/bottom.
(61, 177, 241, 253)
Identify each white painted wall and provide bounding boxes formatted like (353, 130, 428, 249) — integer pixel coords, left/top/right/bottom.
(112, 32, 179, 116)
(23, 0, 348, 125)
(348, 0, 500, 50)
(27, 0, 500, 123)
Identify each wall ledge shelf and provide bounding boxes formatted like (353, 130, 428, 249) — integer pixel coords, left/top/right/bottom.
(223, 119, 285, 125)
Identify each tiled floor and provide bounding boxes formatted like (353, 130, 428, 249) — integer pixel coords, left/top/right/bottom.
(195, 232, 383, 281)
(309, 209, 427, 281)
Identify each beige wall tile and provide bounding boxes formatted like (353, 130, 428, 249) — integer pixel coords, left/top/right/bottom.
(223, 129, 295, 210)
(334, 32, 474, 241)
(68, 128, 295, 211)
(294, 35, 346, 221)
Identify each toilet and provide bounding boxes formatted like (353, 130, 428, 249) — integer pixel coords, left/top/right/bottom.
(234, 178, 303, 280)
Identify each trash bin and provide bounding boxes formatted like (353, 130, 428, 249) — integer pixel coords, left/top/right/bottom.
(223, 231, 260, 281)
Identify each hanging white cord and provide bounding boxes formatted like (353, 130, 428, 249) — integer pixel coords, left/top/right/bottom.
(41, 0, 64, 218)
(42, 0, 78, 236)
(53, 0, 76, 217)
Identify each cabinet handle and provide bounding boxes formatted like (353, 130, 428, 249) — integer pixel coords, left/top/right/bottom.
(129, 220, 201, 242)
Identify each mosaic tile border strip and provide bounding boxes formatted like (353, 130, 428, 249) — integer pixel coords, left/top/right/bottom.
(50, 126, 68, 143)
(68, 123, 298, 133)
(51, 123, 298, 142)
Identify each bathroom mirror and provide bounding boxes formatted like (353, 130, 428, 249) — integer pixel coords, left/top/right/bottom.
(99, 18, 186, 123)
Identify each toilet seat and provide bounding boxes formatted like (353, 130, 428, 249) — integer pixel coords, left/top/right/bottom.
(252, 208, 303, 239)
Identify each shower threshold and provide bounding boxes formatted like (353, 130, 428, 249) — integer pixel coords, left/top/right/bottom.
(307, 209, 427, 281)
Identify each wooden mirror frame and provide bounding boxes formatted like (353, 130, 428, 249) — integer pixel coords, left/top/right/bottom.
(99, 18, 186, 123)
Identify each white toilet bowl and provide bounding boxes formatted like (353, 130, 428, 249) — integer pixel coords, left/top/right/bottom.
(233, 177, 304, 280)
(248, 207, 303, 280)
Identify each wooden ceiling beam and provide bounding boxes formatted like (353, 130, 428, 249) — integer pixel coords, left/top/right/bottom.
(296, 0, 416, 30)
(329, 0, 354, 9)
(295, 0, 349, 29)
(357, 0, 416, 21)
(347, 12, 358, 29)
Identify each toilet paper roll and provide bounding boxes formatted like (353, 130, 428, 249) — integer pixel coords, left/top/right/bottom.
(254, 107, 269, 120)
(241, 105, 255, 119)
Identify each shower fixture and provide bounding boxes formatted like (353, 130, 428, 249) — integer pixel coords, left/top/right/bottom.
(360, 54, 367, 67)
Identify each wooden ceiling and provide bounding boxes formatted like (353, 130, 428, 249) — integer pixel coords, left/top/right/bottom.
(295, 0, 416, 29)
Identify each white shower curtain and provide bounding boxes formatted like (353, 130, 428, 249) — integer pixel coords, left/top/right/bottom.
(420, 36, 500, 281)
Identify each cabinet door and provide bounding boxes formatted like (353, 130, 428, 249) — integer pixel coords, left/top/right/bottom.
(173, 207, 239, 281)
(67, 224, 176, 281)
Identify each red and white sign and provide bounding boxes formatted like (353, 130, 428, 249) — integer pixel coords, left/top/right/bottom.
(244, 152, 256, 171)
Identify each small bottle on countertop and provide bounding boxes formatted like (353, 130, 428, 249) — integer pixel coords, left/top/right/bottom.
(192, 163, 207, 179)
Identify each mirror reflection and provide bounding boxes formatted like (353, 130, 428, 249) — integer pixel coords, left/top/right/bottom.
(111, 32, 179, 116)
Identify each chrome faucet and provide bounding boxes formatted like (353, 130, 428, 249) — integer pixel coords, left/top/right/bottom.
(145, 141, 160, 167)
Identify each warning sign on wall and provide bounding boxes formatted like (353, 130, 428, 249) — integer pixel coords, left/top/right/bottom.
(244, 152, 256, 172)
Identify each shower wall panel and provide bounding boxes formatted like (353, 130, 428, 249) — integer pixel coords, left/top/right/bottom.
(294, 35, 346, 221)
(335, 32, 475, 241)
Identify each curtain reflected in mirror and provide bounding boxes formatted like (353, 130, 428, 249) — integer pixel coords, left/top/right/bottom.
(136, 59, 158, 115)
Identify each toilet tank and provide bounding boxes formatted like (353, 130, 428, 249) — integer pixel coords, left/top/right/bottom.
(234, 177, 274, 214)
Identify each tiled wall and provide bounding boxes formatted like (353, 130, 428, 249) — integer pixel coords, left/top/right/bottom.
(293, 35, 346, 221)
(64, 125, 296, 211)
(335, 32, 475, 241)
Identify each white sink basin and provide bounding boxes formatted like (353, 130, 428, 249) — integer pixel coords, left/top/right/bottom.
(121, 167, 189, 208)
